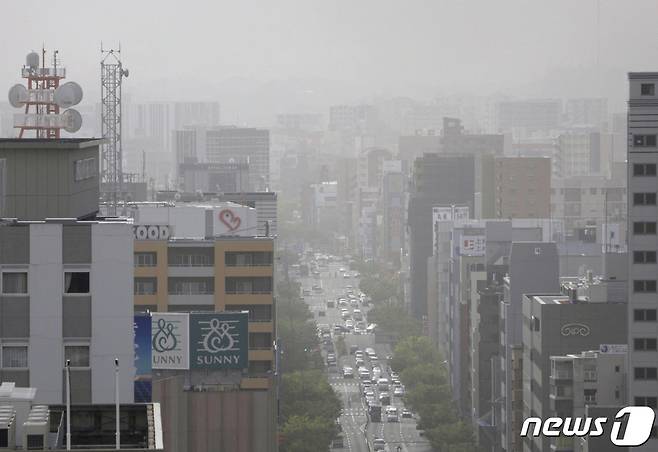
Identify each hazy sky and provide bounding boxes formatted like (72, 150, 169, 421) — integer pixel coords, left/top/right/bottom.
(2, 0, 658, 124)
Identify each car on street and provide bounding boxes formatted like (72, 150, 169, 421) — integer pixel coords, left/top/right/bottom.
(355, 357, 364, 367)
(377, 378, 389, 391)
(402, 409, 413, 418)
(393, 387, 405, 397)
(373, 438, 386, 451)
(386, 407, 398, 422)
(343, 367, 354, 378)
(378, 392, 390, 405)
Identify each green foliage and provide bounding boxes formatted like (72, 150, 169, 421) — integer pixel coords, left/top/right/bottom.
(279, 415, 337, 452)
(280, 371, 342, 424)
(367, 303, 422, 340)
(276, 280, 323, 372)
(279, 371, 342, 452)
(392, 336, 476, 451)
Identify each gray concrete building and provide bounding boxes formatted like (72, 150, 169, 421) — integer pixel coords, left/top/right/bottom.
(499, 242, 560, 452)
(206, 127, 270, 191)
(0, 219, 135, 405)
(407, 153, 475, 319)
(627, 72, 658, 452)
(549, 350, 627, 452)
(521, 293, 627, 452)
(0, 139, 102, 220)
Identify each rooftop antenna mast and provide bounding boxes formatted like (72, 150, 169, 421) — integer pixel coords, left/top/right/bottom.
(100, 43, 129, 216)
(9, 48, 83, 138)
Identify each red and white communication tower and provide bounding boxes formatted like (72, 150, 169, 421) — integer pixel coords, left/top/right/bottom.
(8, 49, 83, 138)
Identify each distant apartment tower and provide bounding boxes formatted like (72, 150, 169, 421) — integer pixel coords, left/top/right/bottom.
(492, 157, 551, 219)
(495, 99, 562, 138)
(173, 101, 220, 129)
(206, 127, 270, 191)
(565, 98, 608, 128)
(627, 72, 658, 452)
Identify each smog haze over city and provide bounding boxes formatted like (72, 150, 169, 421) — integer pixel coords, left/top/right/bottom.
(1, 1, 658, 452)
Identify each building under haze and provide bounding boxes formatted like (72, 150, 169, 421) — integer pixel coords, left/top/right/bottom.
(0, 139, 135, 406)
(627, 72, 658, 452)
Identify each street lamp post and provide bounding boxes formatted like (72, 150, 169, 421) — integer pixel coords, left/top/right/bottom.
(115, 358, 120, 449)
(65, 359, 71, 451)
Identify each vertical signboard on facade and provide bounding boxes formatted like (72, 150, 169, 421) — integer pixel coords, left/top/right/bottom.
(151, 313, 190, 369)
(461, 235, 486, 256)
(133, 314, 152, 403)
(190, 312, 249, 369)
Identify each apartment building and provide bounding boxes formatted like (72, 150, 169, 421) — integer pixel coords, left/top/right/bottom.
(0, 219, 136, 405)
(549, 350, 627, 452)
(521, 292, 627, 452)
(492, 157, 551, 219)
(0, 139, 135, 407)
(627, 72, 658, 452)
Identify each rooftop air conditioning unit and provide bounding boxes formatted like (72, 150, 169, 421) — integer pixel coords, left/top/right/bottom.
(22, 406, 48, 451)
(0, 406, 16, 451)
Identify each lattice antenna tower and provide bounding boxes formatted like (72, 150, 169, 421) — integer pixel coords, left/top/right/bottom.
(100, 43, 129, 216)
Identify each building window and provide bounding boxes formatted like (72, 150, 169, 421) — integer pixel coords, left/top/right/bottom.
(635, 367, 658, 380)
(168, 278, 214, 295)
(134, 252, 157, 267)
(73, 158, 97, 182)
(634, 396, 658, 409)
(634, 163, 657, 176)
(633, 280, 657, 293)
(634, 192, 658, 206)
(633, 222, 657, 235)
(641, 83, 655, 96)
(1, 346, 28, 368)
(633, 135, 657, 147)
(634, 309, 658, 322)
(134, 277, 157, 295)
(634, 338, 658, 351)
(225, 251, 273, 267)
(634, 251, 657, 264)
(225, 277, 273, 294)
(1, 272, 28, 294)
(65, 345, 90, 367)
(64, 272, 90, 294)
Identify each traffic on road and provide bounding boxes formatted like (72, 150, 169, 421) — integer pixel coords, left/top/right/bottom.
(297, 252, 431, 452)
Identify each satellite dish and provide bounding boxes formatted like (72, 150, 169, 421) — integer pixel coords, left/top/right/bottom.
(54, 82, 83, 108)
(62, 108, 82, 133)
(8, 84, 28, 108)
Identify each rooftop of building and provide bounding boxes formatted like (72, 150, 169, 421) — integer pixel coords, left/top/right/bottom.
(628, 72, 658, 79)
(0, 383, 163, 451)
(0, 138, 104, 149)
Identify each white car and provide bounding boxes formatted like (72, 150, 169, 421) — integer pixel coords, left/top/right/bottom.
(373, 438, 386, 451)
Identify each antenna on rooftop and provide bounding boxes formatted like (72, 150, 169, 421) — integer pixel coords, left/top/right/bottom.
(8, 49, 83, 138)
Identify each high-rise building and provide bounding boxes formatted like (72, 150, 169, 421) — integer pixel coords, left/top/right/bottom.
(206, 127, 270, 191)
(407, 153, 475, 319)
(499, 242, 560, 452)
(173, 101, 220, 130)
(492, 157, 551, 219)
(627, 72, 658, 452)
